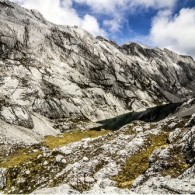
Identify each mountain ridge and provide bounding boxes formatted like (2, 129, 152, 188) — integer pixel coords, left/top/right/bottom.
(0, 1, 195, 194)
(0, 0, 195, 142)
(0, 0, 195, 123)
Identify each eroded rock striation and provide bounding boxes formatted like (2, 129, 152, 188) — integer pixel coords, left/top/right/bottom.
(0, 0, 195, 126)
(0, 0, 195, 194)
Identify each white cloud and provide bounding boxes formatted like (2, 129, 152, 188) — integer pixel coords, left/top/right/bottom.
(10, 0, 106, 36)
(150, 8, 195, 57)
(103, 19, 120, 32)
(73, 0, 178, 33)
(81, 14, 106, 36)
(73, 0, 125, 13)
(74, 0, 177, 13)
(11, 0, 179, 37)
(12, 0, 195, 59)
(128, 0, 177, 9)
(103, 14, 123, 33)
(131, 35, 153, 47)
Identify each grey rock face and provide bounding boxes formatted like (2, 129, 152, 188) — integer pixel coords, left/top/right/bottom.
(1, 2, 195, 194)
(0, 168, 6, 190)
(183, 127, 195, 164)
(185, 114, 195, 127)
(0, 104, 34, 129)
(0, 0, 195, 130)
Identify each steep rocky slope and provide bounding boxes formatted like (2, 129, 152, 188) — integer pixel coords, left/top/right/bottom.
(0, 0, 195, 124)
(0, 0, 195, 194)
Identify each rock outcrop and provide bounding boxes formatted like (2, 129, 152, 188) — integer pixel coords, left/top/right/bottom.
(1, 116, 194, 194)
(0, 0, 195, 194)
(0, 0, 195, 129)
(0, 168, 6, 190)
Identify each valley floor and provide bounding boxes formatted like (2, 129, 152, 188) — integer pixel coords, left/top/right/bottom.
(0, 115, 195, 194)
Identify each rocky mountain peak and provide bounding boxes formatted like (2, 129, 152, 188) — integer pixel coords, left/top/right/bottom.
(0, 0, 194, 141)
(0, 1, 195, 194)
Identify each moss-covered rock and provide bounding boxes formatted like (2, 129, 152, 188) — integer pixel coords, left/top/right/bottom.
(113, 132, 168, 188)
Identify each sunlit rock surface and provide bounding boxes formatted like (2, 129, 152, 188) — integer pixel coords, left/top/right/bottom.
(0, 0, 195, 194)
(0, 0, 195, 124)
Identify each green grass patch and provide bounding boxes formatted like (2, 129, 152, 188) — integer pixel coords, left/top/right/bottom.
(43, 130, 111, 149)
(0, 130, 110, 168)
(113, 132, 168, 188)
(0, 149, 41, 168)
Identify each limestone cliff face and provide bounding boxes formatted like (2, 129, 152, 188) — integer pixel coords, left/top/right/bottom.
(1, 1, 195, 194)
(0, 0, 195, 128)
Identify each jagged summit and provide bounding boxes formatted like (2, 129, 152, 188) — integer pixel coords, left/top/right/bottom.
(0, 1, 195, 194)
(0, 0, 195, 137)
(0, 0, 195, 121)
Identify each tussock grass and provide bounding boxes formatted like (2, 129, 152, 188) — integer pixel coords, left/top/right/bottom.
(0, 130, 110, 168)
(113, 132, 168, 188)
(0, 149, 41, 168)
(43, 130, 111, 149)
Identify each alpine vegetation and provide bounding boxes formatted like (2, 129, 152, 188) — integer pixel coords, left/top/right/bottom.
(0, 0, 195, 194)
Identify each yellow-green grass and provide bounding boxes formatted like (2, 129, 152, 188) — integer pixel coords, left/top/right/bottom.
(0, 130, 111, 168)
(0, 149, 41, 168)
(43, 130, 111, 149)
(113, 132, 168, 188)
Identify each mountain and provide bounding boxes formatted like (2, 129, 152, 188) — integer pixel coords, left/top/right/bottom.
(0, 0, 195, 194)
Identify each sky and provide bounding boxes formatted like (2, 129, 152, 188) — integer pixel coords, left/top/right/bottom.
(11, 0, 195, 58)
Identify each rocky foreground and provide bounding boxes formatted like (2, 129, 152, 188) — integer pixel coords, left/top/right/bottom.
(0, 0, 195, 194)
(0, 108, 195, 194)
